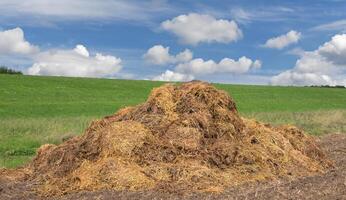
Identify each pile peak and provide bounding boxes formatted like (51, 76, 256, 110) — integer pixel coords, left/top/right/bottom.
(26, 81, 331, 196)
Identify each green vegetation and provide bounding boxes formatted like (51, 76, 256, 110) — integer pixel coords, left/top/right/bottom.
(247, 110, 346, 135)
(0, 66, 23, 75)
(1, 74, 346, 168)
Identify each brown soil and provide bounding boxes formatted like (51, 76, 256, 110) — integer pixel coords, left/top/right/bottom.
(1, 81, 341, 199)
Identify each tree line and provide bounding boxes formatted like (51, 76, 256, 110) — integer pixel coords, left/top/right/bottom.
(0, 66, 23, 75)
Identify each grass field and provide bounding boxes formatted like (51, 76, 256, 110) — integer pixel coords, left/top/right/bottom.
(1, 74, 346, 168)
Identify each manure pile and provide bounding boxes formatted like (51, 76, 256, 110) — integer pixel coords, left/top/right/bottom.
(26, 81, 332, 196)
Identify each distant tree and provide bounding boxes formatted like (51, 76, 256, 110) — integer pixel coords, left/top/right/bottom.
(309, 85, 345, 89)
(0, 66, 23, 75)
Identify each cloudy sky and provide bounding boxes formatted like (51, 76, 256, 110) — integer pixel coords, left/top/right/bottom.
(1, 0, 346, 86)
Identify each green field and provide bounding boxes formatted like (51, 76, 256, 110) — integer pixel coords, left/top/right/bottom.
(1, 74, 346, 168)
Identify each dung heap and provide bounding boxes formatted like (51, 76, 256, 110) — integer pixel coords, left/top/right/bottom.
(27, 81, 331, 196)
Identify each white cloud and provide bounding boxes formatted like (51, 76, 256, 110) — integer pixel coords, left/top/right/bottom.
(293, 52, 335, 74)
(253, 60, 262, 69)
(147, 45, 261, 81)
(0, 27, 39, 55)
(176, 56, 261, 75)
(286, 47, 305, 56)
(230, 6, 295, 24)
(161, 13, 242, 45)
(144, 45, 171, 65)
(143, 45, 192, 65)
(230, 8, 253, 24)
(0, 27, 123, 78)
(0, 0, 173, 25)
(271, 71, 335, 86)
(311, 19, 346, 32)
(263, 30, 301, 49)
(271, 34, 346, 86)
(74, 44, 90, 57)
(318, 34, 346, 65)
(175, 49, 193, 63)
(152, 70, 194, 82)
(27, 44, 122, 77)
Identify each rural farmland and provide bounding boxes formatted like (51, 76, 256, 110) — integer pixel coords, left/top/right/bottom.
(1, 74, 345, 168)
(1, 75, 346, 199)
(1, 1, 346, 199)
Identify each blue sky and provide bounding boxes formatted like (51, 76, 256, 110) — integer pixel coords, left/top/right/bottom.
(0, 0, 346, 85)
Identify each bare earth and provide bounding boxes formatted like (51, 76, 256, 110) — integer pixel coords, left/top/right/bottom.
(0, 133, 345, 200)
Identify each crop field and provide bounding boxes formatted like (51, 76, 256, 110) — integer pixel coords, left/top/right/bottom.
(0, 74, 346, 168)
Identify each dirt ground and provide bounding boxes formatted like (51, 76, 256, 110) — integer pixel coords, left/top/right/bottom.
(0, 133, 345, 200)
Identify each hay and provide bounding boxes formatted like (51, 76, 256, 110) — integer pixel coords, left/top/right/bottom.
(25, 81, 331, 196)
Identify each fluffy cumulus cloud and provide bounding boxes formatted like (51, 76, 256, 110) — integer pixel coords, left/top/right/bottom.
(27, 45, 122, 77)
(176, 57, 261, 75)
(0, 27, 123, 78)
(161, 13, 242, 45)
(153, 70, 194, 82)
(145, 45, 261, 82)
(143, 45, 192, 65)
(0, 27, 39, 55)
(271, 71, 335, 86)
(318, 34, 346, 65)
(263, 30, 301, 49)
(271, 34, 346, 86)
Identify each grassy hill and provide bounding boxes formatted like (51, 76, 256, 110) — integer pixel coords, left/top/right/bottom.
(1, 74, 346, 168)
(1, 74, 346, 118)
